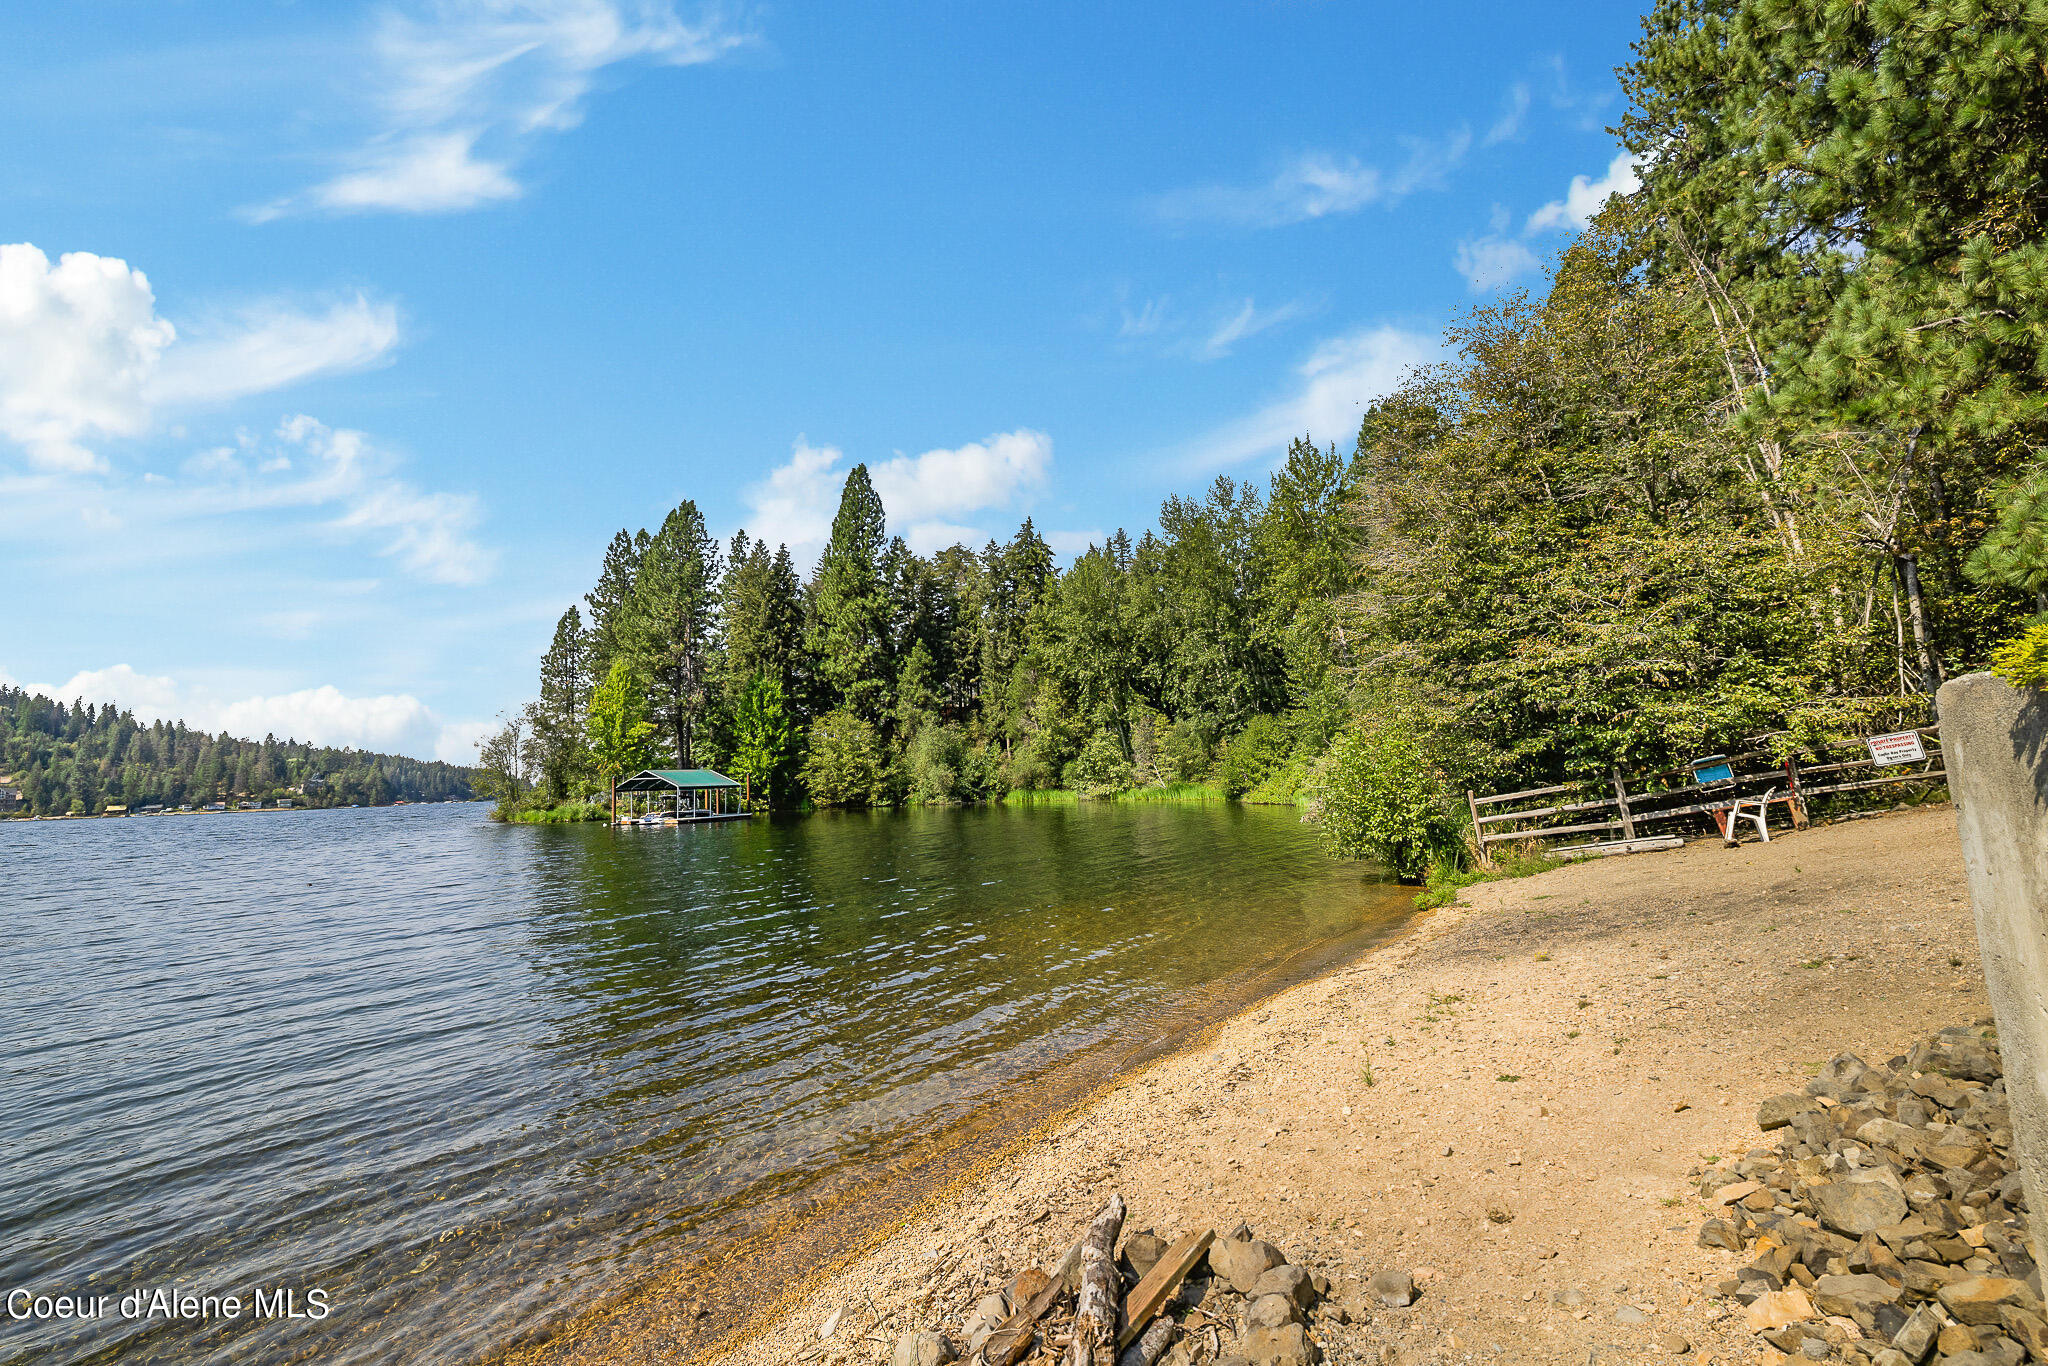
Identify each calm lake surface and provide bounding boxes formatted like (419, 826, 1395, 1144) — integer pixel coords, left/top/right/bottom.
(0, 802, 1407, 1366)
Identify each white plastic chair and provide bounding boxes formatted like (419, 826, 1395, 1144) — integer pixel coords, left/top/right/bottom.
(1724, 786, 1776, 845)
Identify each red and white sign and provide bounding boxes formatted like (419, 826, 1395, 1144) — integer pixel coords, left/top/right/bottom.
(1865, 731, 1927, 767)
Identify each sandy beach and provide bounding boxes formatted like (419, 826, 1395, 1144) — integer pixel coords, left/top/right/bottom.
(680, 804, 1982, 1365)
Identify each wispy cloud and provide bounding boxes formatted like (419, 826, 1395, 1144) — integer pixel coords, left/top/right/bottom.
(248, 0, 751, 219)
(1452, 150, 1642, 292)
(1175, 325, 1440, 470)
(0, 243, 400, 471)
(1483, 82, 1532, 147)
(1153, 131, 1470, 230)
(743, 429, 1057, 566)
(1, 414, 495, 588)
(1105, 288, 1311, 361)
(1198, 298, 1308, 361)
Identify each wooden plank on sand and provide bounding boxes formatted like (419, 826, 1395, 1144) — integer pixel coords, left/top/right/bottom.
(1115, 1229, 1214, 1351)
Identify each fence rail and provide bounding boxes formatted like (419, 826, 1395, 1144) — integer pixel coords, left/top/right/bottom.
(1467, 728, 1946, 856)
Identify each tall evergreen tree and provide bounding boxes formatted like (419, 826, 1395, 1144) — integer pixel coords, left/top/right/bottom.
(530, 606, 587, 800)
(626, 501, 720, 767)
(584, 529, 644, 688)
(807, 466, 893, 723)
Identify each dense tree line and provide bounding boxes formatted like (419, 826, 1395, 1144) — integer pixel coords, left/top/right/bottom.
(483, 440, 1362, 818)
(0, 686, 473, 816)
(491, 0, 2048, 882)
(1309, 0, 2048, 875)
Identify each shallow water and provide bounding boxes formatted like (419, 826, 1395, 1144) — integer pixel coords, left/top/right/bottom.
(0, 801, 1406, 1366)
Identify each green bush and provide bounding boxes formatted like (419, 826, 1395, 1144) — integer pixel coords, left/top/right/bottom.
(1216, 714, 1291, 798)
(1306, 717, 1463, 882)
(510, 800, 608, 824)
(905, 725, 1003, 804)
(801, 709, 888, 807)
(1989, 619, 2048, 690)
(1063, 729, 1135, 796)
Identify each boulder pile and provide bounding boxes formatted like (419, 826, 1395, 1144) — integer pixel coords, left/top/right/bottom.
(892, 1211, 1386, 1366)
(1697, 1024, 2043, 1364)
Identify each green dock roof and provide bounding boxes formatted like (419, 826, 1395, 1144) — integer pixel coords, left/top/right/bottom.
(616, 768, 741, 791)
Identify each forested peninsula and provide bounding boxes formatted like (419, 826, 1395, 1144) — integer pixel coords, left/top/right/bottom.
(0, 687, 474, 816)
(507, 6, 2048, 881)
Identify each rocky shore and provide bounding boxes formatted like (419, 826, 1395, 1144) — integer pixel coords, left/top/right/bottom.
(565, 803, 1990, 1366)
(1696, 1026, 2039, 1365)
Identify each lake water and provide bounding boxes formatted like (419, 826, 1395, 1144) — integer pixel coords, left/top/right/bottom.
(0, 801, 1407, 1366)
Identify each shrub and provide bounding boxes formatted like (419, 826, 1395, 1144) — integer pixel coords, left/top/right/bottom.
(905, 725, 1004, 804)
(1989, 619, 2048, 690)
(1216, 714, 1291, 798)
(801, 709, 887, 807)
(1063, 729, 1135, 796)
(1306, 716, 1463, 882)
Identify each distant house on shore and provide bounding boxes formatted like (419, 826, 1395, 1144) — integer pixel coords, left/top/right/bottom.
(104, 805, 128, 816)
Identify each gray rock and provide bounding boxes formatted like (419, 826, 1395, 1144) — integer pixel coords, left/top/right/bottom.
(1698, 1217, 1743, 1251)
(1615, 1305, 1648, 1324)
(1551, 1288, 1585, 1308)
(1237, 1323, 1320, 1366)
(1248, 1266, 1316, 1308)
(1890, 1301, 1944, 1361)
(1367, 1270, 1415, 1308)
(1807, 1051, 1881, 1100)
(1760, 1093, 1825, 1131)
(1122, 1231, 1169, 1282)
(1796, 1339, 1828, 1361)
(1810, 1178, 1909, 1236)
(1247, 1293, 1302, 1329)
(892, 1331, 959, 1366)
(1209, 1238, 1287, 1295)
(1811, 1272, 1901, 1317)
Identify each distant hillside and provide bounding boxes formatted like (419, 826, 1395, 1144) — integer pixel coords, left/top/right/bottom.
(0, 686, 474, 817)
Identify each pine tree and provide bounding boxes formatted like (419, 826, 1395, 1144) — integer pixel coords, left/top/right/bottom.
(807, 466, 893, 723)
(584, 529, 643, 688)
(531, 606, 588, 799)
(626, 501, 720, 766)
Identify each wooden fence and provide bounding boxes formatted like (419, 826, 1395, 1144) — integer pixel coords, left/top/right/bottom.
(1467, 728, 1947, 859)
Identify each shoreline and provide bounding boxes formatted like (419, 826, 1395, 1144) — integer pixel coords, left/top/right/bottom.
(496, 874, 1419, 1366)
(688, 804, 1982, 1366)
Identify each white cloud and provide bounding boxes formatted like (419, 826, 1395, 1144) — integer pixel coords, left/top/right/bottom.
(0, 243, 401, 470)
(151, 296, 401, 405)
(1199, 298, 1307, 361)
(0, 244, 176, 471)
(1453, 150, 1643, 292)
(1484, 82, 1531, 147)
(0, 414, 495, 587)
(742, 429, 1054, 565)
(1452, 236, 1543, 293)
(261, 415, 496, 585)
(252, 0, 749, 219)
(1155, 133, 1469, 229)
(1178, 325, 1439, 470)
(0, 664, 486, 762)
(1525, 150, 1642, 235)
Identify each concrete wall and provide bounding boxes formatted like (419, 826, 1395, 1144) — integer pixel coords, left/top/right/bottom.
(1940, 671, 2048, 1221)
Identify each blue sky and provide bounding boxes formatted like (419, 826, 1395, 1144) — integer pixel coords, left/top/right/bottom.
(0, 1, 1644, 761)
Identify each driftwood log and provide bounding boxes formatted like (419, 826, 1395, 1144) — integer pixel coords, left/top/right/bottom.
(1067, 1194, 1127, 1366)
(1114, 1229, 1213, 1350)
(1115, 1314, 1179, 1366)
(979, 1239, 1083, 1366)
